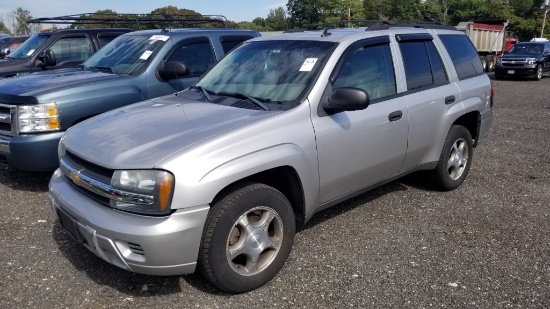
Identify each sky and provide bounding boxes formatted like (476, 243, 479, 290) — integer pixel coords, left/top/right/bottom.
(0, 0, 288, 24)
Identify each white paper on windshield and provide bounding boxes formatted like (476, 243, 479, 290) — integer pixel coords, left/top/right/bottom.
(299, 58, 318, 71)
(149, 35, 169, 41)
(27, 49, 35, 56)
(140, 50, 153, 60)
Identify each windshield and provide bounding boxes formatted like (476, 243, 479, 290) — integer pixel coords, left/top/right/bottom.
(83, 34, 168, 76)
(195, 40, 336, 108)
(0, 38, 9, 46)
(509, 44, 544, 55)
(9, 34, 50, 59)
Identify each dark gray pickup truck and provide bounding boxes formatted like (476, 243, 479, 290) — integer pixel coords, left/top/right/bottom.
(0, 28, 259, 170)
(0, 28, 132, 78)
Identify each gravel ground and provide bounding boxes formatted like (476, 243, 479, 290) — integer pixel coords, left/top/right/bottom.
(1, 74, 549, 308)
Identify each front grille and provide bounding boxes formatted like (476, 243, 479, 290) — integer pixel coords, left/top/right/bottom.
(0, 105, 14, 135)
(65, 151, 114, 179)
(61, 151, 114, 206)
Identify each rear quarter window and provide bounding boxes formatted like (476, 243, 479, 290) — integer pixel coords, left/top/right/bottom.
(439, 35, 484, 80)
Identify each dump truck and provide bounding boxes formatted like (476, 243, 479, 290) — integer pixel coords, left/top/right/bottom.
(456, 20, 517, 72)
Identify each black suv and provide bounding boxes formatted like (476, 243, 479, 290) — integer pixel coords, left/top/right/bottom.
(495, 41, 550, 80)
(0, 28, 131, 78)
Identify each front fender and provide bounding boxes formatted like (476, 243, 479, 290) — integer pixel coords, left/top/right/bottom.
(169, 143, 320, 214)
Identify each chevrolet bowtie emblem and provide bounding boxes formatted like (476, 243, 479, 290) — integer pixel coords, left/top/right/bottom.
(70, 171, 81, 186)
(511, 61, 516, 64)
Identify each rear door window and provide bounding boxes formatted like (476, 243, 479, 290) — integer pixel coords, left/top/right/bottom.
(399, 39, 449, 91)
(439, 35, 484, 80)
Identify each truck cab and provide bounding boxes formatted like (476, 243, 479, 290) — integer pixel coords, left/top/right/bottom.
(0, 28, 131, 78)
(0, 28, 259, 171)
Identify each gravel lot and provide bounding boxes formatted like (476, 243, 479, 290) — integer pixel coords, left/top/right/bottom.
(1, 74, 549, 308)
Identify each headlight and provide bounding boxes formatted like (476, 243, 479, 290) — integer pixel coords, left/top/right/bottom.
(496, 57, 502, 65)
(18, 103, 60, 133)
(110, 170, 174, 215)
(526, 58, 537, 65)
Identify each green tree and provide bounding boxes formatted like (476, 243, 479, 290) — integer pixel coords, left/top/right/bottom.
(287, 0, 325, 28)
(265, 7, 288, 30)
(10, 7, 40, 35)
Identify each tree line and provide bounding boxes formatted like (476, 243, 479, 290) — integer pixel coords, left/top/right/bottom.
(1, 1, 548, 41)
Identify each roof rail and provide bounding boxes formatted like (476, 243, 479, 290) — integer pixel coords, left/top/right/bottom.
(27, 13, 227, 28)
(366, 21, 456, 31)
(283, 20, 389, 33)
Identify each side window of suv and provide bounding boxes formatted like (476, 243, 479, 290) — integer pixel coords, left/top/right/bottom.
(167, 37, 216, 77)
(439, 35, 484, 80)
(220, 35, 255, 53)
(399, 39, 449, 90)
(333, 42, 396, 100)
(49, 36, 91, 63)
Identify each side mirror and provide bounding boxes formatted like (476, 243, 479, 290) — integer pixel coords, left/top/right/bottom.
(158, 61, 189, 80)
(323, 87, 370, 114)
(37, 49, 56, 67)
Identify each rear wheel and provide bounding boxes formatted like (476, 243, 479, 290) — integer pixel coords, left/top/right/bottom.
(199, 183, 296, 293)
(480, 56, 487, 72)
(485, 55, 494, 72)
(431, 125, 473, 191)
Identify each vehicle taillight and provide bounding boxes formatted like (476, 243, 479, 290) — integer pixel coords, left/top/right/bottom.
(490, 83, 494, 108)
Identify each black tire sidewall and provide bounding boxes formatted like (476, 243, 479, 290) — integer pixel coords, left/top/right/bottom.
(435, 126, 474, 191)
(200, 184, 296, 293)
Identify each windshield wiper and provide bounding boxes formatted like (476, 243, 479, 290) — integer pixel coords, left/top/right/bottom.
(190, 86, 213, 102)
(219, 92, 270, 111)
(77, 64, 88, 70)
(89, 66, 115, 74)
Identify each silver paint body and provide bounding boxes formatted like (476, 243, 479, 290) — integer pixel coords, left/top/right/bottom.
(49, 28, 493, 275)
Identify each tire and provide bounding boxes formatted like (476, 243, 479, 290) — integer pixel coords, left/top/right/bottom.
(199, 183, 296, 293)
(534, 64, 543, 81)
(480, 56, 487, 72)
(485, 55, 494, 72)
(431, 125, 473, 191)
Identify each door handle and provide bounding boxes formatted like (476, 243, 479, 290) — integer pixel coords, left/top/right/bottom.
(445, 95, 455, 105)
(388, 111, 402, 122)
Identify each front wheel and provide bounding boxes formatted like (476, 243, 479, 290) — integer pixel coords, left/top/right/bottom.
(431, 125, 474, 191)
(534, 64, 543, 81)
(199, 183, 296, 293)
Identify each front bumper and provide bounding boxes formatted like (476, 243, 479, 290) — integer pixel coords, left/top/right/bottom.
(0, 132, 64, 171)
(49, 169, 210, 276)
(494, 65, 538, 77)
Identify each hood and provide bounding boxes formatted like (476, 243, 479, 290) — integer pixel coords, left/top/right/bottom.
(62, 96, 280, 169)
(0, 68, 122, 97)
(500, 53, 540, 59)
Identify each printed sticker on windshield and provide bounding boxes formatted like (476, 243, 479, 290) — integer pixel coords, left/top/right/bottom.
(140, 50, 153, 60)
(149, 35, 169, 41)
(299, 58, 318, 71)
(27, 49, 35, 56)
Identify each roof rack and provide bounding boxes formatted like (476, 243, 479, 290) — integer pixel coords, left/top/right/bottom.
(366, 21, 456, 31)
(285, 20, 386, 33)
(27, 13, 227, 28)
(284, 20, 456, 34)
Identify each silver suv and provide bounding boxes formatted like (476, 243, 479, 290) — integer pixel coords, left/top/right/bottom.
(48, 22, 493, 293)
